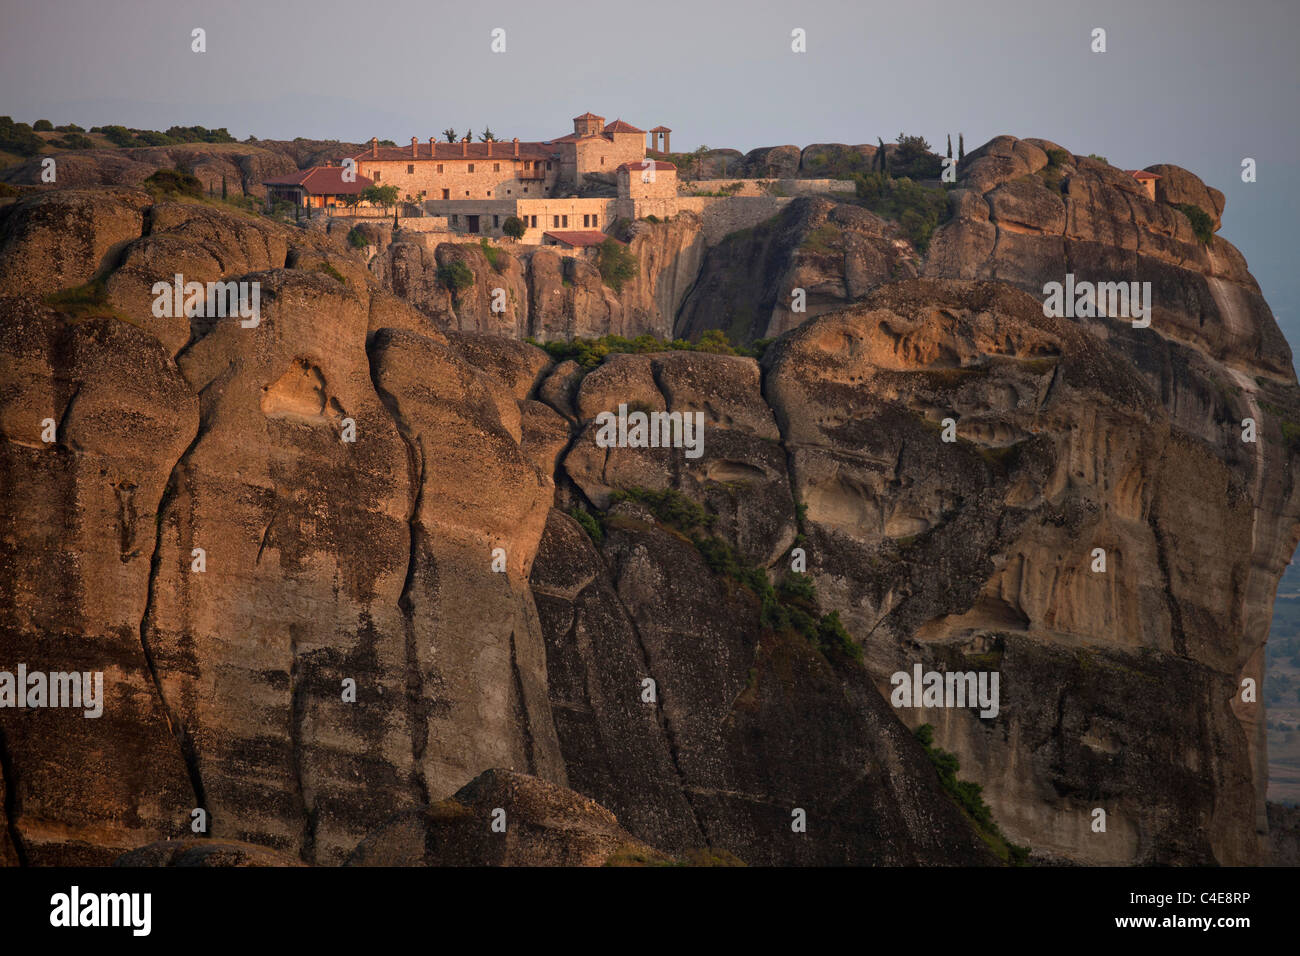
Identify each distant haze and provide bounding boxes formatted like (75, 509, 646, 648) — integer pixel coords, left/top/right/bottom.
(3, 0, 1297, 366)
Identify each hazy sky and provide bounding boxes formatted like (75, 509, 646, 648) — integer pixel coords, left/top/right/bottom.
(3, 0, 1298, 363)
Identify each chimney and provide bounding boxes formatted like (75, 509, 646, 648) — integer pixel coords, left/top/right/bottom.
(429, 137, 436, 157)
(370, 137, 378, 158)
(487, 140, 492, 157)
(411, 136, 418, 158)
(462, 137, 468, 157)
(512, 137, 519, 158)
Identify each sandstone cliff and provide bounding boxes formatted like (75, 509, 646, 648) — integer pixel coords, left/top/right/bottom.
(1, 132, 1297, 866)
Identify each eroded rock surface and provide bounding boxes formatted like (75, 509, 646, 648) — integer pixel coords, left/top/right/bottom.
(3, 134, 1298, 866)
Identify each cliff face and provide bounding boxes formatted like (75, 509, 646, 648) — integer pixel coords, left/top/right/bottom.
(1, 131, 1297, 867)
(358, 212, 706, 341)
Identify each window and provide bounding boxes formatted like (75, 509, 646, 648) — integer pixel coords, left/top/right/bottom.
(437, 164, 444, 173)
(494, 162, 500, 172)
(442, 189, 449, 199)
(468, 163, 475, 172)
(546, 161, 552, 170)
(374, 171, 381, 181)
(506, 189, 511, 195)
(591, 214, 598, 227)
(407, 164, 414, 173)
(487, 191, 492, 197)
(493, 215, 499, 227)
(552, 215, 559, 227)
(465, 190, 470, 196)
(524, 161, 531, 170)
(523, 187, 528, 193)
(451, 214, 458, 224)
(562, 215, 568, 227)
(530, 215, 538, 228)
(582, 214, 589, 227)
(600, 157, 604, 166)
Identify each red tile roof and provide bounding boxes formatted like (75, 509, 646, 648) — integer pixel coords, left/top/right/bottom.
(1129, 169, 1161, 180)
(573, 112, 605, 121)
(543, 230, 620, 248)
(263, 165, 373, 195)
(350, 142, 556, 163)
(650, 126, 672, 132)
(604, 119, 645, 134)
(617, 160, 675, 172)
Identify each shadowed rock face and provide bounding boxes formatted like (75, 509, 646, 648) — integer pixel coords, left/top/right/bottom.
(2, 133, 1298, 866)
(345, 768, 660, 867)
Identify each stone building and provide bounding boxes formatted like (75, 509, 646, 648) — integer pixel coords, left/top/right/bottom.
(350, 111, 667, 207)
(1128, 169, 1160, 201)
(369, 112, 681, 243)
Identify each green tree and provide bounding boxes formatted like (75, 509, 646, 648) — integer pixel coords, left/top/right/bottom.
(479, 128, 496, 142)
(33, 119, 53, 132)
(946, 134, 953, 159)
(596, 238, 637, 293)
(502, 216, 526, 241)
(442, 128, 458, 143)
(361, 183, 400, 210)
(894, 133, 942, 179)
(958, 133, 965, 162)
(437, 260, 474, 296)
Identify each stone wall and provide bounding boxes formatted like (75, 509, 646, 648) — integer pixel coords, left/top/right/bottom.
(422, 197, 617, 244)
(676, 195, 793, 244)
(683, 178, 851, 198)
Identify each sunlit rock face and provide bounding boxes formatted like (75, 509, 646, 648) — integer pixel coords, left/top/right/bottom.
(2, 131, 1298, 866)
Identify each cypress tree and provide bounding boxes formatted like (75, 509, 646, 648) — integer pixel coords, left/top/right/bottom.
(947, 134, 953, 159)
(221, 175, 227, 200)
(958, 133, 965, 162)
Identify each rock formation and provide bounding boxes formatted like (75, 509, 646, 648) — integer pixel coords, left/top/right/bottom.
(1, 132, 1297, 866)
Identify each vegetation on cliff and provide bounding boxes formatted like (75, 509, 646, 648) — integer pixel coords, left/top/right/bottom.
(528, 331, 770, 369)
(915, 724, 1030, 865)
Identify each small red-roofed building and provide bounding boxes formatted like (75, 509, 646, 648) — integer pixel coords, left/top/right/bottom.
(1129, 169, 1160, 201)
(262, 164, 372, 210)
(541, 230, 622, 250)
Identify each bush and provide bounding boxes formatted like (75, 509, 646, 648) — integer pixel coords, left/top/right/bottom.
(99, 124, 137, 147)
(915, 724, 1030, 865)
(53, 133, 93, 150)
(143, 167, 203, 199)
(1175, 202, 1214, 245)
(852, 171, 951, 253)
(596, 238, 637, 293)
(347, 226, 368, 250)
(32, 119, 53, 132)
(316, 262, 346, 284)
(0, 116, 45, 157)
(568, 507, 604, 545)
(54, 124, 84, 133)
(502, 215, 526, 240)
(527, 331, 760, 369)
(479, 237, 504, 272)
(436, 259, 474, 294)
(1046, 148, 1070, 168)
(611, 487, 716, 532)
(891, 133, 944, 180)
